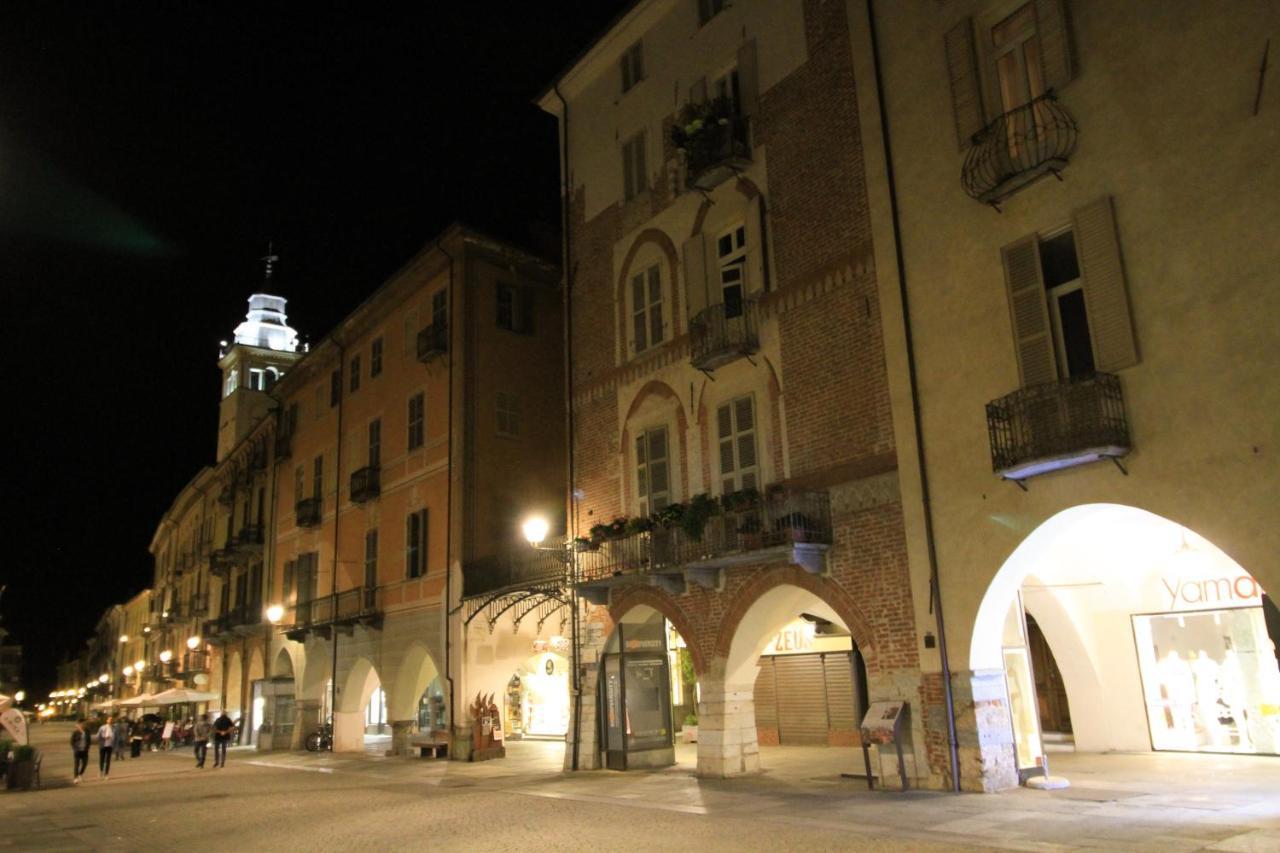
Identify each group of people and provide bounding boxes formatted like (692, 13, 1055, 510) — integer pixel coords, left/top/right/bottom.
(70, 711, 237, 783)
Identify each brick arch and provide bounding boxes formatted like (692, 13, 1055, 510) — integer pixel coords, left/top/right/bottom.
(619, 380, 690, 507)
(615, 228, 683, 348)
(714, 566, 878, 673)
(608, 585, 708, 676)
(689, 176, 763, 238)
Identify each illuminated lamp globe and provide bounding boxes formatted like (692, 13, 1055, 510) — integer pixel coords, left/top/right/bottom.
(187, 636, 201, 650)
(522, 516, 550, 546)
(14, 691, 24, 703)
(159, 650, 173, 663)
(99, 674, 109, 684)
(266, 604, 284, 624)
(135, 659, 146, 671)
(123, 666, 134, 677)
(119, 634, 128, 644)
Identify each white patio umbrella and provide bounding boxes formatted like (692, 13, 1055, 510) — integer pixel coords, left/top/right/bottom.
(150, 688, 220, 705)
(119, 693, 156, 708)
(91, 699, 117, 711)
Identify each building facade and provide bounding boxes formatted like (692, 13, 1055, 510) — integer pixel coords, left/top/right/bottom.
(538, 0, 938, 783)
(853, 0, 1280, 789)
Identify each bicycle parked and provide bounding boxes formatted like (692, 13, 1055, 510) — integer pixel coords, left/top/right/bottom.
(304, 724, 333, 752)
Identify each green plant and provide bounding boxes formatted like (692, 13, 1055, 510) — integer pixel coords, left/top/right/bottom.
(655, 503, 685, 529)
(12, 744, 34, 762)
(683, 713, 698, 727)
(723, 487, 760, 513)
(670, 96, 738, 162)
(680, 493, 719, 542)
(571, 536, 597, 551)
(625, 516, 656, 535)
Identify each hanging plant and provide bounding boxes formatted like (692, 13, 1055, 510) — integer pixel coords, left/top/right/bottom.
(680, 493, 719, 542)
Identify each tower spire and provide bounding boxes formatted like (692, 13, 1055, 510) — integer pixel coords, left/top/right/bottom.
(261, 241, 279, 284)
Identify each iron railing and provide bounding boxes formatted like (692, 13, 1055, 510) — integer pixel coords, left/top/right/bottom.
(295, 497, 322, 528)
(236, 524, 264, 549)
(202, 602, 262, 638)
(986, 373, 1130, 477)
(961, 91, 1077, 206)
(690, 298, 760, 371)
(350, 466, 381, 504)
(293, 586, 383, 629)
(685, 114, 752, 190)
(462, 550, 568, 599)
(416, 322, 448, 362)
(576, 489, 832, 584)
(179, 651, 210, 674)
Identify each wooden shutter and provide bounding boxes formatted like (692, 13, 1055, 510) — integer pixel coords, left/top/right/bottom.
(944, 17, 986, 150)
(689, 76, 707, 105)
(737, 38, 759, 117)
(1073, 196, 1137, 371)
(682, 233, 709, 320)
(743, 195, 766, 294)
(1034, 0, 1074, 91)
(1001, 235, 1057, 387)
(773, 655, 828, 744)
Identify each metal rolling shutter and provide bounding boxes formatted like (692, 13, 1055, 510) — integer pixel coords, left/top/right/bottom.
(823, 653, 859, 734)
(773, 654, 828, 744)
(753, 658, 778, 731)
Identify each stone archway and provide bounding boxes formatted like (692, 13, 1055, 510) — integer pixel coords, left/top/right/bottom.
(387, 641, 439, 756)
(334, 657, 382, 753)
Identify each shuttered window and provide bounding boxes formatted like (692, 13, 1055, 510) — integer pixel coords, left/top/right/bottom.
(364, 529, 378, 591)
(407, 392, 425, 450)
(944, 17, 986, 149)
(1002, 196, 1137, 385)
(717, 395, 758, 493)
(622, 130, 647, 201)
(631, 264, 664, 354)
(406, 510, 428, 579)
(636, 427, 670, 515)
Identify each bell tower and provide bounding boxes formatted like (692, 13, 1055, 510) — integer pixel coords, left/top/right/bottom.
(216, 247, 303, 461)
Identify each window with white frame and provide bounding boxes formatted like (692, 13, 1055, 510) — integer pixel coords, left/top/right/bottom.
(622, 130, 647, 201)
(716, 224, 748, 318)
(630, 263, 664, 354)
(635, 426, 671, 515)
(717, 395, 758, 493)
(621, 41, 644, 93)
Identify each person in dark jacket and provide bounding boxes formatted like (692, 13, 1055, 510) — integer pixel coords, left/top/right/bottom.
(212, 712, 233, 767)
(193, 716, 213, 768)
(113, 717, 129, 762)
(70, 720, 91, 784)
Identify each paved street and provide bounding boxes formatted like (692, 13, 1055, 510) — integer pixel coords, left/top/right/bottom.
(2, 723, 1278, 852)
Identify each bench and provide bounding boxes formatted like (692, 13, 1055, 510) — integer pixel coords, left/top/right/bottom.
(408, 734, 449, 759)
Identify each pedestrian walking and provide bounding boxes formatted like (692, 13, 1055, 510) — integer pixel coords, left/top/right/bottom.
(96, 716, 116, 780)
(193, 715, 212, 768)
(113, 716, 129, 762)
(212, 711, 233, 767)
(70, 720, 91, 784)
(161, 719, 174, 751)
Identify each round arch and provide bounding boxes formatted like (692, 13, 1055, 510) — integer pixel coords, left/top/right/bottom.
(389, 641, 439, 722)
(609, 586, 706, 675)
(615, 228, 682, 348)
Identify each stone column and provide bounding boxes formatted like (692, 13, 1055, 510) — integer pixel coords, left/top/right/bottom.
(332, 710, 364, 753)
(696, 675, 759, 777)
(566, 665, 601, 770)
(954, 669, 1019, 792)
(293, 699, 320, 751)
(390, 719, 415, 757)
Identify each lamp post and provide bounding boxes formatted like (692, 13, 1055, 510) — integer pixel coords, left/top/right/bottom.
(520, 515, 582, 771)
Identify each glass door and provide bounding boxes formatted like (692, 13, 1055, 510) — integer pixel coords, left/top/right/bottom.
(1003, 592, 1048, 778)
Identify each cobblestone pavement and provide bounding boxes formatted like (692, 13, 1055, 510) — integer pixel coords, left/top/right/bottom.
(3, 724, 1278, 852)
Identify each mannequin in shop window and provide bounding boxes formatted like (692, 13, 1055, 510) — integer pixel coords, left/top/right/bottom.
(1155, 649, 1197, 749)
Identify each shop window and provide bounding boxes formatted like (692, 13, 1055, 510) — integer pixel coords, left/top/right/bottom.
(717, 395, 758, 493)
(630, 263, 665, 354)
(636, 426, 671, 515)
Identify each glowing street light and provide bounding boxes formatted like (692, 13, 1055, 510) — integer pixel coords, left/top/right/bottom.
(522, 516, 550, 546)
(14, 691, 24, 703)
(123, 666, 134, 677)
(159, 650, 173, 663)
(135, 659, 146, 671)
(120, 634, 129, 644)
(266, 604, 284, 624)
(98, 673, 109, 684)
(187, 636, 201, 650)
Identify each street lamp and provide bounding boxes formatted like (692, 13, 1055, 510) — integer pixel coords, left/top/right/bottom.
(123, 666, 134, 677)
(522, 516, 551, 546)
(159, 650, 173, 663)
(99, 673, 109, 684)
(266, 604, 284, 624)
(186, 636, 201, 650)
(135, 659, 146, 672)
(14, 691, 24, 704)
(120, 635, 128, 644)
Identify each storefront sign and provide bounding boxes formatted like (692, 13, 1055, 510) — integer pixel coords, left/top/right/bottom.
(1162, 573, 1262, 611)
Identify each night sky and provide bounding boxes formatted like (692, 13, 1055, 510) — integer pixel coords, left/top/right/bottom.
(1, 2, 629, 696)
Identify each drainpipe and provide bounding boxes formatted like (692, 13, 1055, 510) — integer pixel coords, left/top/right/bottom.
(866, 0, 962, 792)
(553, 81, 582, 773)
(438, 241, 457, 746)
(330, 341, 344, 739)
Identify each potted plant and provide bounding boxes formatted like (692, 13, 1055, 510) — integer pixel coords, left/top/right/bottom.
(625, 516, 655, 536)
(722, 487, 760, 514)
(682, 712, 699, 744)
(680, 493, 719, 543)
(737, 514, 765, 551)
(5, 744, 35, 790)
(655, 503, 684, 529)
(670, 96, 745, 182)
(571, 536, 599, 553)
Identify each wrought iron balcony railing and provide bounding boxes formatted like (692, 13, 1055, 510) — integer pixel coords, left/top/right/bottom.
(462, 550, 569, 599)
(685, 114, 752, 191)
(416, 322, 448, 363)
(986, 372, 1130, 483)
(290, 586, 383, 633)
(350, 466, 381, 504)
(178, 650, 210, 674)
(575, 488, 832, 588)
(961, 91, 1077, 208)
(690, 298, 760, 372)
(235, 524, 264, 549)
(295, 497, 322, 528)
(202, 602, 263, 640)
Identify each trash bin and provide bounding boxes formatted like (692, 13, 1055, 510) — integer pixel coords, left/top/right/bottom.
(130, 737, 142, 758)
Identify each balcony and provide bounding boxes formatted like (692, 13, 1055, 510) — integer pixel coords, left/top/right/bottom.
(350, 466, 381, 504)
(295, 497, 322, 528)
(961, 91, 1077, 208)
(148, 661, 176, 682)
(690, 298, 760, 372)
(274, 430, 293, 461)
(684, 114, 752, 191)
(235, 524, 264, 551)
(574, 488, 832, 603)
(416, 322, 448, 363)
(462, 550, 569, 599)
(178, 650, 210, 674)
(210, 541, 236, 576)
(985, 372, 1130, 484)
(217, 483, 236, 506)
(201, 602, 263, 641)
(286, 586, 383, 640)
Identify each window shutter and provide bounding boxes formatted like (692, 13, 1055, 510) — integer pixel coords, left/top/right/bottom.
(682, 233, 709, 320)
(1034, 0, 1074, 92)
(689, 76, 707, 105)
(421, 509, 429, 576)
(717, 403, 735, 477)
(1001, 235, 1057, 387)
(944, 17, 986, 150)
(743, 195, 766, 294)
(736, 39, 760, 117)
(1073, 196, 1137, 372)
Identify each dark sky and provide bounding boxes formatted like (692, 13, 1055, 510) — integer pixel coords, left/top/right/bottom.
(0, 2, 628, 696)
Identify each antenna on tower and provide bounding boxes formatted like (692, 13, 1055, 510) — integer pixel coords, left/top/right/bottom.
(262, 242, 280, 284)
